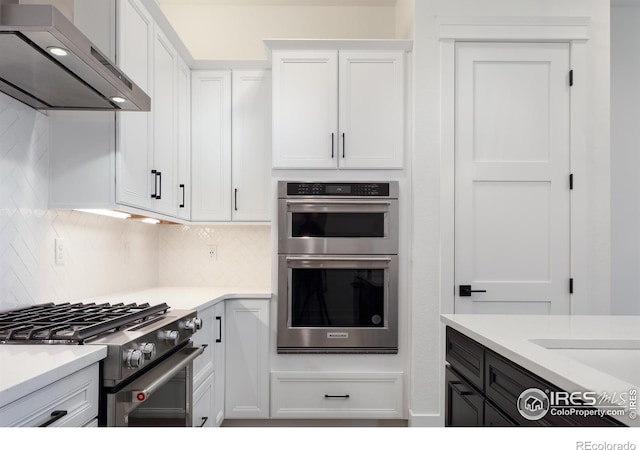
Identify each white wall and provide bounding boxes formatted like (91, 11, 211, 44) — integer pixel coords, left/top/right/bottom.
(611, 3, 640, 315)
(0, 94, 158, 312)
(410, 0, 610, 424)
(158, 2, 396, 59)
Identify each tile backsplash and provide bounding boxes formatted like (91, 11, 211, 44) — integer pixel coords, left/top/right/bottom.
(0, 94, 158, 312)
(158, 224, 271, 287)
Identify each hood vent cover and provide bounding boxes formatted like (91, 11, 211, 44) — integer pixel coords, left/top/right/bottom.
(0, 4, 150, 111)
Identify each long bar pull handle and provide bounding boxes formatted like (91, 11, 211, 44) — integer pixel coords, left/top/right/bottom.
(151, 170, 158, 199)
(199, 417, 209, 427)
(179, 184, 185, 208)
(234, 189, 238, 211)
(459, 285, 487, 297)
(156, 171, 162, 200)
(216, 316, 222, 343)
(331, 133, 335, 158)
(38, 410, 68, 427)
(325, 394, 350, 399)
(342, 132, 345, 158)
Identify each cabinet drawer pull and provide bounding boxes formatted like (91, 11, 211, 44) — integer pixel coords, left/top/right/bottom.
(216, 316, 222, 343)
(199, 416, 209, 427)
(324, 394, 350, 399)
(234, 188, 238, 211)
(179, 184, 185, 208)
(331, 133, 335, 158)
(38, 410, 68, 427)
(151, 170, 158, 198)
(156, 171, 162, 200)
(342, 132, 345, 158)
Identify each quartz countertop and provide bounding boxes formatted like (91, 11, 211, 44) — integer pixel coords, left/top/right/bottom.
(0, 345, 107, 409)
(441, 314, 640, 426)
(84, 286, 272, 311)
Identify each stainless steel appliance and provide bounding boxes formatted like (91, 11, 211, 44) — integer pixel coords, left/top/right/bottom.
(277, 181, 399, 354)
(0, 2, 150, 111)
(0, 301, 204, 426)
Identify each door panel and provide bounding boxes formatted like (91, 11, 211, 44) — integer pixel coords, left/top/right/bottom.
(454, 42, 571, 314)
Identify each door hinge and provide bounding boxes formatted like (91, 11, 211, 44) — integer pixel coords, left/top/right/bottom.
(570, 174, 573, 190)
(569, 70, 574, 87)
(570, 278, 574, 294)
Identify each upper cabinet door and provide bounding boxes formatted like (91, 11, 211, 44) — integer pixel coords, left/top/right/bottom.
(176, 58, 191, 221)
(116, 0, 154, 210)
(191, 70, 232, 221)
(272, 50, 338, 169)
(232, 70, 272, 222)
(151, 27, 179, 216)
(338, 50, 405, 169)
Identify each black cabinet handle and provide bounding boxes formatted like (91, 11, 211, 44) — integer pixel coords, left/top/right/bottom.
(325, 394, 350, 399)
(151, 170, 158, 199)
(331, 133, 335, 158)
(459, 285, 487, 297)
(179, 184, 185, 208)
(234, 188, 238, 211)
(342, 132, 345, 158)
(199, 417, 209, 427)
(156, 171, 162, 200)
(216, 316, 222, 343)
(38, 410, 68, 427)
(450, 382, 474, 397)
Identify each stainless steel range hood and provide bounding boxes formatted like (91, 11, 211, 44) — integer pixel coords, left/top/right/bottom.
(0, 3, 150, 111)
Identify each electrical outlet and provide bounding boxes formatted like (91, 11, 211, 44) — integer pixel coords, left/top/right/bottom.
(207, 245, 217, 261)
(55, 237, 65, 266)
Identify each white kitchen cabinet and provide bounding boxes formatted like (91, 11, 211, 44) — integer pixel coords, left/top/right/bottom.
(176, 59, 192, 220)
(270, 43, 407, 169)
(191, 70, 271, 222)
(191, 70, 232, 221)
(212, 301, 226, 426)
(224, 299, 270, 419)
(270, 372, 404, 419)
(0, 364, 100, 427)
(193, 372, 214, 428)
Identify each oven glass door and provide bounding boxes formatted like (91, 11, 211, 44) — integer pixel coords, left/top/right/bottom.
(105, 345, 204, 427)
(277, 255, 398, 353)
(278, 199, 398, 254)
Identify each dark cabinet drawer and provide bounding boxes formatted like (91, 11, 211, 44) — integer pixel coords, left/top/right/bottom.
(446, 327, 484, 392)
(485, 350, 623, 427)
(445, 365, 484, 426)
(484, 400, 516, 426)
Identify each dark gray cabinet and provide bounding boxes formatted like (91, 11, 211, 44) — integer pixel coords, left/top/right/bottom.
(445, 326, 624, 427)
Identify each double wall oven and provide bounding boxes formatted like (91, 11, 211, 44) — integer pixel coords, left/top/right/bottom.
(277, 181, 399, 354)
(0, 302, 204, 427)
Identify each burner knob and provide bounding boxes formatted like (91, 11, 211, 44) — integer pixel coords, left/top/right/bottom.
(139, 343, 156, 360)
(126, 349, 145, 369)
(162, 330, 180, 346)
(184, 318, 203, 332)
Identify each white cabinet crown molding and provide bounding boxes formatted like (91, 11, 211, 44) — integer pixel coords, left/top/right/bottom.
(264, 39, 413, 52)
(437, 16, 590, 41)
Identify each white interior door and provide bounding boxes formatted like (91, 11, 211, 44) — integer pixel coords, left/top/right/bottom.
(454, 42, 571, 314)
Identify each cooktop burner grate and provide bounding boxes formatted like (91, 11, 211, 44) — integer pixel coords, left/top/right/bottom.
(0, 302, 170, 344)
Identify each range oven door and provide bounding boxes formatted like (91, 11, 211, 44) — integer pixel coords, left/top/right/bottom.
(278, 198, 399, 255)
(277, 255, 398, 353)
(104, 344, 204, 427)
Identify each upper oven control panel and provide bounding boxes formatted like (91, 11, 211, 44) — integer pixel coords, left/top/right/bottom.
(282, 182, 397, 198)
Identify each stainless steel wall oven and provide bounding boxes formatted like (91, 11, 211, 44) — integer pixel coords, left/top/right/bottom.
(277, 181, 399, 354)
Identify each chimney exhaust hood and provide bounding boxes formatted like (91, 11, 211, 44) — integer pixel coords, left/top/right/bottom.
(0, 3, 150, 111)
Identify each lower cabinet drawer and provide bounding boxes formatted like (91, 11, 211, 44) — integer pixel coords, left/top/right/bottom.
(0, 364, 99, 427)
(193, 372, 214, 428)
(271, 372, 404, 419)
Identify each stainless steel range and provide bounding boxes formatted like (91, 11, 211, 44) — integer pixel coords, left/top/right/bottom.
(0, 301, 204, 427)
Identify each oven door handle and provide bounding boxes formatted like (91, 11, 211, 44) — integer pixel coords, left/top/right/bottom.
(131, 346, 205, 401)
(286, 200, 391, 206)
(285, 256, 392, 262)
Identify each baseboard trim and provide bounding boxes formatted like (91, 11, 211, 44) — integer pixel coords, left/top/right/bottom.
(408, 411, 443, 427)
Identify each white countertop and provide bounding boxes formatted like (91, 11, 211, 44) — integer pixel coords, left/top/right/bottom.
(84, 286, 272, 311)
(441, 314, 640, 426)
(0, 345, 107, 409)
